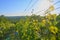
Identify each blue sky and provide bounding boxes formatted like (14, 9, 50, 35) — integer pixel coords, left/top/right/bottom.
(0, 0, 32, 16)
(0, 0, 60, 16)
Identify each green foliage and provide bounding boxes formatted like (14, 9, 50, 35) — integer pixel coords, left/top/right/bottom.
(0, 14, 60, 40)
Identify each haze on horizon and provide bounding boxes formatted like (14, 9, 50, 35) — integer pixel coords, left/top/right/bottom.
(0, 0, 60, 16)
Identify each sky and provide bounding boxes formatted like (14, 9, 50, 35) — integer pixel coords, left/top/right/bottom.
(0, 0, 60, 16)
